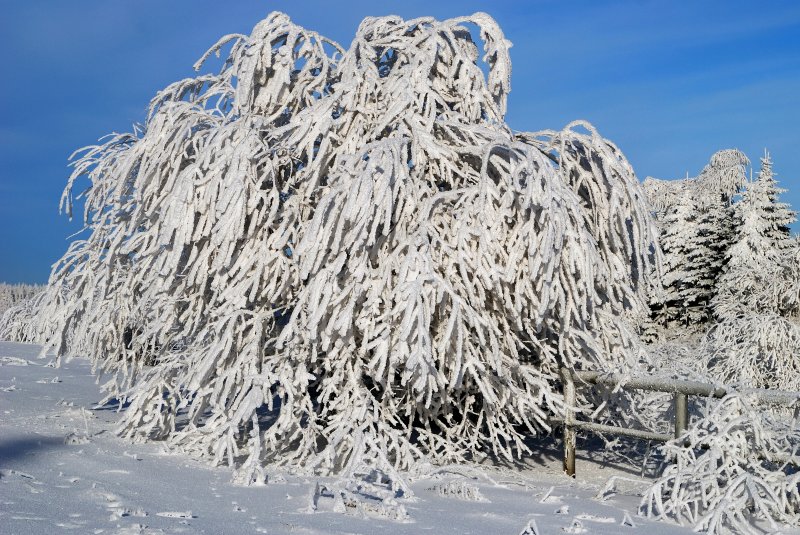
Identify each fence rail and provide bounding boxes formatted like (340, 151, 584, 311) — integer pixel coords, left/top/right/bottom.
(558, 367, 800, 477)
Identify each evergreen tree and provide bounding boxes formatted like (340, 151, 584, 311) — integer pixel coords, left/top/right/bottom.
(648, 150, 745, 329)
(655, 195, 699, 326)
(692, 194, 736, 321)
(655, 193, 733, 326)
(753, 152, 795, 250)
(713, 153, 796, 318)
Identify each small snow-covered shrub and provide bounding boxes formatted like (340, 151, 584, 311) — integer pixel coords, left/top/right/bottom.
(427, 479, 486, 502)
(705, 314, 800, 392)
(2, 12, 658, 479)
(705, 243, 800, 392)
(0, 283, 44, 342)
(642, 394, 800, 534)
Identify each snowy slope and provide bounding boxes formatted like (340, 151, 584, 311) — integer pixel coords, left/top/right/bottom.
(0, 341, 700, 535)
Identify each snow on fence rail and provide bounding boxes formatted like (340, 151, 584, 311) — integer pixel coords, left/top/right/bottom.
(557, 367, 800, 477)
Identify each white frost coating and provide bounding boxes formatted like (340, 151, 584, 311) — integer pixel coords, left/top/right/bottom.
(705, 313, 800, 391)
(702, 153, 800, 392)
(636, 151, 800, 534)
(1, 12, 657, 480)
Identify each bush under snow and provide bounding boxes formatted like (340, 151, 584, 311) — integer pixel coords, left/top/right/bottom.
(642, 393, 800, 534)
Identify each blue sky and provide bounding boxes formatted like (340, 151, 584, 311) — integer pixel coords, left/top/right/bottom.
(1, 0, 799, 283)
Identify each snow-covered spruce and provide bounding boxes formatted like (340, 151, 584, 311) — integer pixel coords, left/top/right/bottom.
(700, 154, 800, 392)
(747, 152, 796, 252)
(1, 12, 658, 479)
(712, 152, 797, 320)
(643, 150, 746, 329)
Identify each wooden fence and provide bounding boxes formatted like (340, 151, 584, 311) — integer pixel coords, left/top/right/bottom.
(558, 367, 800, 477)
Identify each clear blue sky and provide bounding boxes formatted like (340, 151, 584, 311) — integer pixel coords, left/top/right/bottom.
(1, 0, 799, 283)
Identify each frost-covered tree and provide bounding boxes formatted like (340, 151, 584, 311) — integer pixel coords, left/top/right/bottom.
(713, 153, 797, 320)
(644, 151, 746, 328)
(1, 12, 658, 479)
(755, 152, 795, 250)
(653, 195, 702, 325)
(705, 240, 800, 392)
(640, 152, 800, 534)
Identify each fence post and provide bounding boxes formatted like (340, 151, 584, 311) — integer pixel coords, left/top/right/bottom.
(674, 392, 688, 440)
(561, 368, 576, 477)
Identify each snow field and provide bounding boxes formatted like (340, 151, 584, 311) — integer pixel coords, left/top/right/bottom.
(0, 342, 703, 535)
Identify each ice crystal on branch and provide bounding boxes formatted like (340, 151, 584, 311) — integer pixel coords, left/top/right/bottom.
(2, 12, 657, 477)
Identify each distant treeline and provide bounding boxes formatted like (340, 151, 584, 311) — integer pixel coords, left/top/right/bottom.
(0, 283, 43, 316)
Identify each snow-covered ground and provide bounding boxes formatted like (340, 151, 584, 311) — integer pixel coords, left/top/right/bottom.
(0, 341, 699, 535)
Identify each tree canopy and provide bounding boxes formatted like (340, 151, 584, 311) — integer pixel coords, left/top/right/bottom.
(1, 12, 659, 479)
